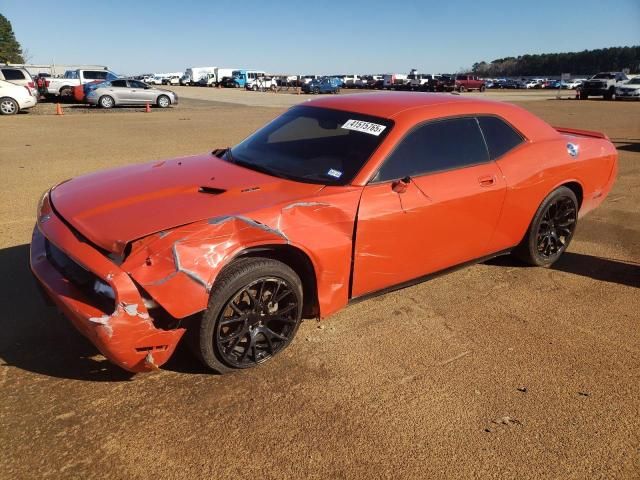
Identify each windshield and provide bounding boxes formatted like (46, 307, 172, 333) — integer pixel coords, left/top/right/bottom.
(627, 78, 640, 85)
(226, 106, 393, 185)
(232, 70, 243, 77)
(593, 73, 615, 79)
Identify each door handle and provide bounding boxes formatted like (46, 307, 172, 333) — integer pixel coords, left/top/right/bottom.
(478, 175, 496, 187)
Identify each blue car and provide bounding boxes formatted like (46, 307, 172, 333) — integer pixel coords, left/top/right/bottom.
(302, 77, 342, 94)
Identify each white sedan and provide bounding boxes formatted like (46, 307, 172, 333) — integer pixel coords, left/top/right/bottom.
(616, 77, 640, 100)
(0, 79, 37, 115)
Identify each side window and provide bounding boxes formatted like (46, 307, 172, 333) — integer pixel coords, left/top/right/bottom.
(375, 118, 489, 182)
(477, 116, 525, 160)
(111, 80, 127, 87)
(2, 69, 26, 80)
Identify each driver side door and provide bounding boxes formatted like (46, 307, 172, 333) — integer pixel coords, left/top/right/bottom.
(351, 117, 506, 298)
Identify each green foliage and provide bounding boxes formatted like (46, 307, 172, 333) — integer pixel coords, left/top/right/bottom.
(471, 46, 640, 76)
(0, 13, 24, 64)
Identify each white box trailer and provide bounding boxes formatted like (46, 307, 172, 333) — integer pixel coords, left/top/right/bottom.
(184, 66, 217, 85)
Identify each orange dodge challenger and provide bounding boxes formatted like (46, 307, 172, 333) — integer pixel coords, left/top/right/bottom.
(31, 93, 618, 373)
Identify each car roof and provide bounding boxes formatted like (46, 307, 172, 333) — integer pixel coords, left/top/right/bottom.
(303, 91, 560, 145)
(303, 92, 501, 119)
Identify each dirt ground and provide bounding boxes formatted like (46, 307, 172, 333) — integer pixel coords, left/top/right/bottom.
(0, 93, 638, 479)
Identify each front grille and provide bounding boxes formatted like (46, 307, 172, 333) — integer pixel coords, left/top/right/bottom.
(45, 239, 115, 312)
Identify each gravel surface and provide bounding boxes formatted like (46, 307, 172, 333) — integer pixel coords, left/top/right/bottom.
(0, 96, 638, 479)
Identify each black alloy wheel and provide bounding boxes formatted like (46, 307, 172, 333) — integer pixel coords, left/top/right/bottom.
(195, 258, 303, 373)
(514, 186, 578, 267)
(216, 277, 299, 368)
(535, 196, 577, 260)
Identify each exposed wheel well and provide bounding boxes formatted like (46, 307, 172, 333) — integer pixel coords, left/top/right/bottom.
(561, 181, 583, 209)
(234, 245, 319, 318)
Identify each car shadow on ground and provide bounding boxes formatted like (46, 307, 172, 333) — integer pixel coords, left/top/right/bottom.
(0, 243, 208, 382)
(486, 252, 640, 288)
(611, 138, 640, 153)
(2, 243, 637, 381)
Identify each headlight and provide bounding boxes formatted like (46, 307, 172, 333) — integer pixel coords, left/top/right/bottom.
(37, 189, 48, 217)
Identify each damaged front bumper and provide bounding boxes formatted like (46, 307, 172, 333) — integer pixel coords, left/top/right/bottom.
(29, 205, 185, 373)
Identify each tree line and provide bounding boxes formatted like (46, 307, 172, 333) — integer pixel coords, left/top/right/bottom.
(470, 46, 640, 77)
(0, 13, 24, 64)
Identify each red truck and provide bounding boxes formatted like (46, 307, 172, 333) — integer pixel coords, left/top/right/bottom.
(455, 74, 486, 92)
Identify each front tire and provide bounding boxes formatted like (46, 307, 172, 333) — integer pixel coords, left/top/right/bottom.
(196, 258, 303, 373)
(156, 95, 170, 108)
(514, 186, 578, 267)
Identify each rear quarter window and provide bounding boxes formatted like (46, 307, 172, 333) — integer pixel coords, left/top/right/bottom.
(1, 69, 26, 81)
(84, 71, 108, 80)
(477, 116, 525, 160)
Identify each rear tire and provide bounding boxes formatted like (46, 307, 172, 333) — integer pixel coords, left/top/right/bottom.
(194, 257, 303, 374)
(0, 97, 19, 115)
(98, 95, 114, 109)
(458, 85, 466, 93)
(513, 186, 578, 267)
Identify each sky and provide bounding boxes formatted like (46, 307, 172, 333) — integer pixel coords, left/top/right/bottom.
(2, 0, 639, 75)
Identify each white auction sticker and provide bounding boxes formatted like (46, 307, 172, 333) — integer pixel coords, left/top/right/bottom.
(327, 168, 343, 178)
(341, 119, 387, 136)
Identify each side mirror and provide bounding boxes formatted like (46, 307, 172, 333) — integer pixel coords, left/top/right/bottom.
(391, 176, 411, 194)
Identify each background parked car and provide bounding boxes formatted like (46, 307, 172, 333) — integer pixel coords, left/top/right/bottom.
(0, 66, 38, 99)
(86, 79, 177, 108)
(0, 79, 37, 115)
(615, 76, 640, 100)
(162, 75, 181, 86)
(302, 77, 341, 94)
(455, 74, 485, 92)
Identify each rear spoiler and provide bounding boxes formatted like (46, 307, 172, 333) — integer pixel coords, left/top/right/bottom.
(553, 126, 609, 140)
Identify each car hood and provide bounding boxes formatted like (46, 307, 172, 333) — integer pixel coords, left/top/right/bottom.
(49, 153, 324, 255)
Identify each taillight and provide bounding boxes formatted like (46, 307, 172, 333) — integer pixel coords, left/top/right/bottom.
(28, 81, 35, 88)
(45, 80, 50, 87)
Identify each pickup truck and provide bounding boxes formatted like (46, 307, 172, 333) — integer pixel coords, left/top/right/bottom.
(407, 73, 433, 90)
(45, 69, 119, 97)
(162, 75, 181, 86)
(454, 74, 485, 92)
(580, 72, 629, 100)
(246, 76, 278, 91)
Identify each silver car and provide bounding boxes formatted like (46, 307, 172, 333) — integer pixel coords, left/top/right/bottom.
(86, 79, 178, 108)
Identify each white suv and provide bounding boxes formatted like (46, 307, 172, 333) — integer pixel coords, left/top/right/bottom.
(0, 79, 37, 115)
(0, 67, 38, 98)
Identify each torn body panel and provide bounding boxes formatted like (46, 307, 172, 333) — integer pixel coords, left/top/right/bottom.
(125, 187, 362, 320)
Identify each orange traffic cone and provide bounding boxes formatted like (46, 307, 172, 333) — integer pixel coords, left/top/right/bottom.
(145, 102, 151, 113)
(55, 103, 64, 116)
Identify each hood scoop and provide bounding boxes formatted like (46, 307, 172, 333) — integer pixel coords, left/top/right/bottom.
(198, 186, 226, 195)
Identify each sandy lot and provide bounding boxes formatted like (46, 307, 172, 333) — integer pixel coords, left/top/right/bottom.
(0, 93, 638, 479)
